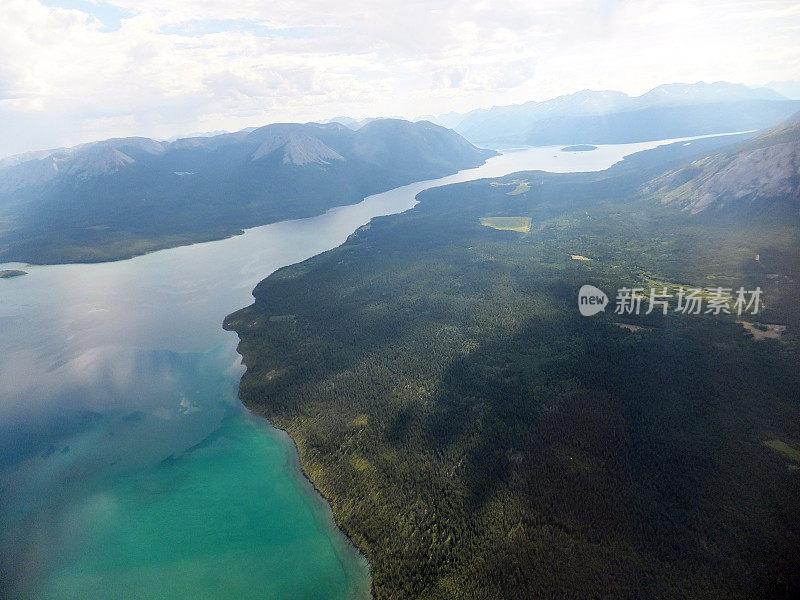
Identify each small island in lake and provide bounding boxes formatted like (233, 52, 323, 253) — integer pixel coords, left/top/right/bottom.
(0, 269, 27, 278)
(561, 144, 597, 152)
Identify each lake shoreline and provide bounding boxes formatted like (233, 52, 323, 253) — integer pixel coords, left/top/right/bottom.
(259, 413, 375, 599)
(220, 132, 755, 598)
(0, 156, 495, 267)
(222, 129, 800, 597)
(2, 136, 741, 599)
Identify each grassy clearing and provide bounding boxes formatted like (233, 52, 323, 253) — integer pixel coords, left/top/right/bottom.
(740, 321, 786, 341)
(763, 439, 800, 462)
(506, 181, 530, 195)
(614, 323, 644, 332)
(480, 216, 532, 233)
(489, 179, 530, 195)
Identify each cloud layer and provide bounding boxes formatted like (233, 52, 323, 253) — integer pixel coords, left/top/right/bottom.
(1, 0, 798, 156)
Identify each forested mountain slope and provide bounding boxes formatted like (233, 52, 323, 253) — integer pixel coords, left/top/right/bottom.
(226, 133, 800, 600)
(0, 120, 492, 264)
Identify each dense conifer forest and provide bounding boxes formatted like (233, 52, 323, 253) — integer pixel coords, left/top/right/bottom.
(226, 138, 800, 599)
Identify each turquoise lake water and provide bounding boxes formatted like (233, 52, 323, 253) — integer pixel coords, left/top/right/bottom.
(0, 139, 698, 599)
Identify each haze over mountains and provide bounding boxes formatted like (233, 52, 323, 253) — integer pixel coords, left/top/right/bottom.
(0, 119, 492, 264)
(766, 80, 800, 100)
(422, 82, 800, 145)
(1, 81, 798, 266)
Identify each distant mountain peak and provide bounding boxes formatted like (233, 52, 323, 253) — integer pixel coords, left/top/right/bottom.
(0, 143, 138, 193)
(251, 131, 344, 165)
(639, 81, 787, 105)
(452, 81, 799, 144)
(57, 145, 136, 179)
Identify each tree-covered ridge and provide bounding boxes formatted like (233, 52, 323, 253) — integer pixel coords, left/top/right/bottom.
(225, 139, 800, 599)
(0, 119, 492, 264)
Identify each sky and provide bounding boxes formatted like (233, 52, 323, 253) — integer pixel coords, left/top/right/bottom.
(0, 0, 799, 157)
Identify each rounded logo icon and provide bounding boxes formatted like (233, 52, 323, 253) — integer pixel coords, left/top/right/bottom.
(578, 284, 608, 316)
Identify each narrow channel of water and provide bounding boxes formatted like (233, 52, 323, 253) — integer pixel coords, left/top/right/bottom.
(0, 138, 699, 599)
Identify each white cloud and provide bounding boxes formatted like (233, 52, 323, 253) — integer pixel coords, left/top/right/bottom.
(0, 0, 798, 156)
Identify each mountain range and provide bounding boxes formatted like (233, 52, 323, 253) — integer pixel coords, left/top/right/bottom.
(0, 119, 492, 264)
(424, 82, 800, 145)
(3, 81, 797, 266)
